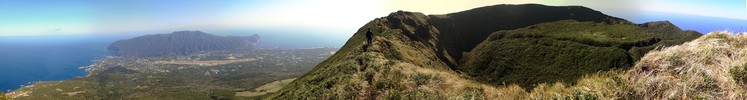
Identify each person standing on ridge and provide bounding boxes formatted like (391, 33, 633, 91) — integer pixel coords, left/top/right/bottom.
(366, 29, 374, 46)
(363, 29, 374, 52)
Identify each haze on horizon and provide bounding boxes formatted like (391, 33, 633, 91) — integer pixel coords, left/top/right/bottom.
(0, 0, 745, 37)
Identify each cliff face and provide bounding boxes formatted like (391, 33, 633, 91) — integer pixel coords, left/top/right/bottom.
(107, 31, 260, 57)
(267, 4, 702, 99)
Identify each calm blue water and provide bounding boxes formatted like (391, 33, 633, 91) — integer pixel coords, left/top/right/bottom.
(0, 35, 126, 92)
(613, 11, 747, 33)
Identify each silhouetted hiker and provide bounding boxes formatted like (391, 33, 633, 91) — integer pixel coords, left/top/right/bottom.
(366, 29, 374, 45)
(363, 29, 374, 51)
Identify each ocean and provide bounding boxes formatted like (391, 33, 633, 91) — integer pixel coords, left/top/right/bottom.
(0, 35, 125, 92)
(608, 11, 747, 33)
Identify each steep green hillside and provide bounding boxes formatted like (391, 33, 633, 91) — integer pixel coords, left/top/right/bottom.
(268, 4, 701, 99)
(267, 11, 490, 99)
(460, 20, 699, 89)
(429, 4, 631, 66)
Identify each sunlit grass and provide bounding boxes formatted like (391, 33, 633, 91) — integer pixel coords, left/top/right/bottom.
(626, 31, 747, 99)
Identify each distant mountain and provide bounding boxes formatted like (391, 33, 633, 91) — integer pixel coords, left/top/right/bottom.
(108, 31, 260, 57)
(267, 4, 701, 99)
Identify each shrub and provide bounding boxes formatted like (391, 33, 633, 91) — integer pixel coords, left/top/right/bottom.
(410, 73, 443, 86)
(730, 64, 747, 84)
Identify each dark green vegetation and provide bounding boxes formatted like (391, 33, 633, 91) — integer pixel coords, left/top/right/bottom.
(268, 4, 701, 99)
(460, 20, 699, 89)
(108, 31, 260, 57)
(430, 4, 632, 66)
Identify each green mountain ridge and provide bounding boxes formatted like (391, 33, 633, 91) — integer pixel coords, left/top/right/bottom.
(267, 4, 701, 99)
(108, 31, 261, 57)
(430, 4, 632, 66)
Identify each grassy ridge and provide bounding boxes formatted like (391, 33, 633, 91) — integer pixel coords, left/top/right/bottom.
(266, 11, 494, 99)
(264, 20, 374, 99)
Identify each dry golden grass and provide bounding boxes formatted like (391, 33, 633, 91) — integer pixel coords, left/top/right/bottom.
(0, 92, 8, 100)
(485, 71, 627, 100)
(235, 78, 296, 97)
(626, 31, 747, 99)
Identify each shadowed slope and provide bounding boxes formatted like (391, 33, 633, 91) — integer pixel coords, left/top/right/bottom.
(430, 4, 631, 66)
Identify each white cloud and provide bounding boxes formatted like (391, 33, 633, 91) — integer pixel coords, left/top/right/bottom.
(223, 0, 389, 36)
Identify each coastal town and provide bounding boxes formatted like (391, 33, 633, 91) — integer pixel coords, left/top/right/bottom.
(8, 47, 337, 99)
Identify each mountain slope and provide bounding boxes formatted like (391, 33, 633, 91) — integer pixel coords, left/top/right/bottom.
(429, 4, 632, 66)
(108, 31, 260, 57)
(267, 11, 495, 99)
(267, 4, 701, 99)
(460, 20, 701, 89)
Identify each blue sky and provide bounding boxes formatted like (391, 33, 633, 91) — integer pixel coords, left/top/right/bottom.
(0, 0, 745, 36)
(0, 0, 262, 35)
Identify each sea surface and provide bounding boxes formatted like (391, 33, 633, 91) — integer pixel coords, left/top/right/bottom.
(0, 35, 126, 92)
(610, 11, 747, 33)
